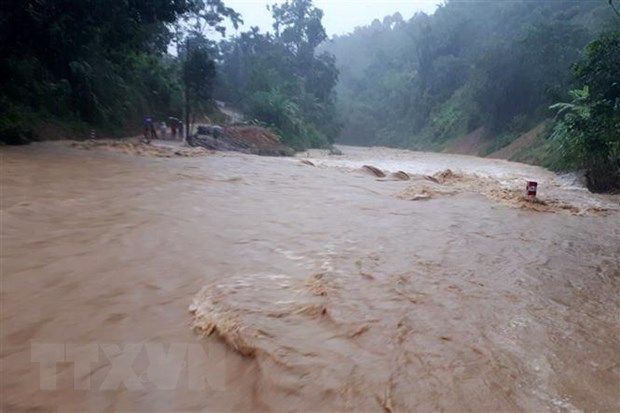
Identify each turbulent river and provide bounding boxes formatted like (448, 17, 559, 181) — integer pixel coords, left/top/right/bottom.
(2, 142, 619, 412)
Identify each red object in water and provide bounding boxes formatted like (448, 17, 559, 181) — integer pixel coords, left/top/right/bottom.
(526, 181, 538, 197)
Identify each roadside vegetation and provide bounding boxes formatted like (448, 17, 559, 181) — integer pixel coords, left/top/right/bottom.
(549, 32, 619, 192)
(0, 0, 336, 151)
(324, 0, 618, 190)
(0, 0, 618, 190)
(214, 0, 340, 150)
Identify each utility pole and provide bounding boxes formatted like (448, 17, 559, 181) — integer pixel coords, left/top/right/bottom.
(184, 37, 191, 141)
(185, 81, 190, 140)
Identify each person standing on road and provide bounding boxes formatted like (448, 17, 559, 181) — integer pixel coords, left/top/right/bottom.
(143, 117, 157, 144)
(159, 121, 167, 140)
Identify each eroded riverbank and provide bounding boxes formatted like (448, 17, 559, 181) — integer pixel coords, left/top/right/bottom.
(2, 143, 619, 412)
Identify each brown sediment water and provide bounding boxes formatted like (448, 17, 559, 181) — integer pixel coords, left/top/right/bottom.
(396, 169, 612, 215)
(2, 142, 619, 412)
(362, 164, 387, 177)
(70, 138, 213, 157)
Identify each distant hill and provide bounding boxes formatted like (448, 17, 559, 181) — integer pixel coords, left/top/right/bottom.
(323, 0, 614, 157)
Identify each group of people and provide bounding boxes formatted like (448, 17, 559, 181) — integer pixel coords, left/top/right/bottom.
(143, 117, 184, 144)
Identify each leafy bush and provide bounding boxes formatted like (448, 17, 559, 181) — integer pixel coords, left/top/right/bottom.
(325, 0, 609, 148)
(0, 99, 36, 145)
(550, 32, 620, 192)
(246, 89, 330, 150)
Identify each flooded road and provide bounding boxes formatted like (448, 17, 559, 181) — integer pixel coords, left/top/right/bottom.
(2, 142, 619, 412)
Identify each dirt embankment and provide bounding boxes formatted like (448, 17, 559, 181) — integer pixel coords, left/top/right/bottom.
(221, 125, 293, 156)
(442, 127, 491, 156)
(488, 123, 546, 160)
(442, 123, 547, 164)
(187, 125, 293, 156)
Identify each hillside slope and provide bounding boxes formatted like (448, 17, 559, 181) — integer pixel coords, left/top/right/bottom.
(442, 127, 491, 156)
(488, 123, 547, 160)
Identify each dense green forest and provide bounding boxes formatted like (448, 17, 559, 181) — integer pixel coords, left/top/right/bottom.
(0, 0, 337, 150)
(323, 0, 619, 190)
(1, 0, 618, 190)
(213, 0, 340, 149)
(326, 0, 614, 147)
(1, 0, 213, 142)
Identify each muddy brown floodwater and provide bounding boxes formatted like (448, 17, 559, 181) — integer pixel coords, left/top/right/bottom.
(2, 142, 619, 412)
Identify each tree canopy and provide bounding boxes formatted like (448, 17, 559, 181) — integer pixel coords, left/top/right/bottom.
(550, 32, 620, 192)
(0, 0, 339, 150)
(214, 0, 340, 150)
(324, 0, 616, 149)
(0, 0, 237, 142)
(1, 0, 618, 190)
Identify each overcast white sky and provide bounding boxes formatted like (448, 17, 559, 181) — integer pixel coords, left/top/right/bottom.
(222, 0, 441, 37)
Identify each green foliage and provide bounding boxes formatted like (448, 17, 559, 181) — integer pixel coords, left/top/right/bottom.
(481, 133, 520, 157)
(182, 0, 242, 36)
(0, 98, 37, 145)
(180, 34, 217, 133)
(550, 32, 620, 192)
(215, 0, 339, 150)
(184, 47, 216, 97)
(0, 0, 240, 143)
(426, 87, 477, 145)
(270, 0, 327, 56)
(243, 78, 330, 150)
(510, 124, 561, 168)
(325, 0, 612, 148)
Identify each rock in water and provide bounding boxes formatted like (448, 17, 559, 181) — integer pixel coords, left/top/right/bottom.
(362, 165, 386, 178)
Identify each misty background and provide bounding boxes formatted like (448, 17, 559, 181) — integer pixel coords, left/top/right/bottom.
(1, 0, 618, 191)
